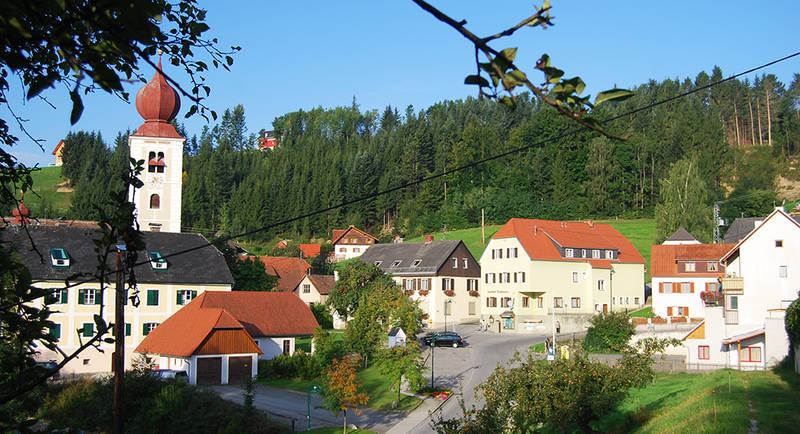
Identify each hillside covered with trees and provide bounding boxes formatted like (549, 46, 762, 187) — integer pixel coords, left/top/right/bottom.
(59, 68, 800, 243)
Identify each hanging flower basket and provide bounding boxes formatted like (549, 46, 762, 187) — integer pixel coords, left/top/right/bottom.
(418, 289, 430, 296)
(404, 290, 415, 296)
(444, 289, 455, 297)
(468, 290, 480, 297)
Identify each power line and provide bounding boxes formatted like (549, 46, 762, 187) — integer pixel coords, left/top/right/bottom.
(16, 50, 800, 297)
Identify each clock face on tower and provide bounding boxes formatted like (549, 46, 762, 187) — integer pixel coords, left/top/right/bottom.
(148, 174, 164, 187)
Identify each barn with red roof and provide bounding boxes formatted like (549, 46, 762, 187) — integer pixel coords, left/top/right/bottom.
(479, 218, 646, 333)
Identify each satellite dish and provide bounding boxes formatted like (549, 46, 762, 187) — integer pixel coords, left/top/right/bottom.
(508, 300, 514, 310)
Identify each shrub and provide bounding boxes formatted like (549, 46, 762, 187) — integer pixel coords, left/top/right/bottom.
(310, 303, 333, 329)
(258, 350, 322, 381)
(583, 311, 636, 353)
(786, 298, 800, 346)
(312, 328, 345, 365)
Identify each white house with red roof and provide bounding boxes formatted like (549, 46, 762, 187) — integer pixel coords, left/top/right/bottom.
(683, 207, 799, 369)
(651, 240, 734, 320)
(479, 218, 645, 333)
(332, 225, 378, 261)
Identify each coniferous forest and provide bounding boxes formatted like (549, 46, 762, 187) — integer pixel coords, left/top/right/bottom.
(60, 68, 800, 243)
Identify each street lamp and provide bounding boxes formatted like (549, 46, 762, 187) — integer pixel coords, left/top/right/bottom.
(307, 384, 320, 432)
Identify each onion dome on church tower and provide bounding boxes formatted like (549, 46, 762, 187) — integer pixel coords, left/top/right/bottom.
(12, 195, 30, 224)
(132, 55, 183, 138)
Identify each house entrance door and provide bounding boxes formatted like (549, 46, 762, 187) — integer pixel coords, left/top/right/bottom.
(602, 304, 608, 313)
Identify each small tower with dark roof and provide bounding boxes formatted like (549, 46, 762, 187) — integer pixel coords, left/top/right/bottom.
(129, 54, 185, 233)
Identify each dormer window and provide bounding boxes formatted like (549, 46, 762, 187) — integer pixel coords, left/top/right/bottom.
(374, 261, 382, 267)
(391, 260, 402, 267)
(592, 250, 600, 259)
(606, 250, 614, 259)
(565, 248, 574, 258)
(411, 259, 421, 267)
(50, 248, 70, 268)
(149, 251, 168, 270)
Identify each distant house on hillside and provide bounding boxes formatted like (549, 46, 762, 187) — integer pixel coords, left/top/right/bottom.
(253, 256, 311, 292)
(480, 218, 646, 333)
(662, 227, 700, 245)
(299, 243, 321, 258)
(332, 225, 378, 261)
(51, 139, 64, 166)
(257, 131, 278, 151)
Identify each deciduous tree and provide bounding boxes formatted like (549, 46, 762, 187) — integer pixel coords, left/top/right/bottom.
(321, 358, 369, 434)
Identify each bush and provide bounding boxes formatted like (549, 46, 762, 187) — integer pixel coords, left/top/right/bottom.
(583, 311, 636, 353)
(310, 303, 333, 329)
(786, 298, 800, 346)
(258, 350, 322, 381)
(312, 328, 345, 365)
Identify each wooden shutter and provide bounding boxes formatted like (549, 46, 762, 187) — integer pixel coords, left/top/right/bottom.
(61, 289, 68, 304)
(125, 323, 131, 336)
(690, 282, 695, 293)
(659, 283, 664, 293)
(427, 278, 432, 289)
(667, 307, 673, 316)
(78, 289, 85, 305)
(95, 290, 101, 305)
(402, 279, 407, 289)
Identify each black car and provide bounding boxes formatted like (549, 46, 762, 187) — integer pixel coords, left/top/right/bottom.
(422, 331, 464, 347)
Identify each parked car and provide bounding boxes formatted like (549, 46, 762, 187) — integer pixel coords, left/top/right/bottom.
(35, 361, 60, 379)
(422, 331, 464, 347)
(152, 369, 188, 381)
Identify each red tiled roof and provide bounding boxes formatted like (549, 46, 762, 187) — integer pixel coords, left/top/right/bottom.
(198, 291, 319, 337)
(650, 243, 734, 277)
(253, 256, 311, 292)
(492, 218, 645, 265)
(309, 274, 335, 295)
(299, 243, 321, 258)
(331, 225, 378, 245)
(134, 296, 262, 357)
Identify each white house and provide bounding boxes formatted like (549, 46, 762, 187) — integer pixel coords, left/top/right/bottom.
(684, 207, 800, 369)
(332, 225, 378, 261)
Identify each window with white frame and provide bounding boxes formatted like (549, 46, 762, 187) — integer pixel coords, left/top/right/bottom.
(522, 296, 529, 307)
(553, 297, 564, 308)
(517, 271, 526, 282)
(565, 248, 574, 258)
(391, 260, 402, 267)
(487, 297, 497, 307)
(374, 261, 382, 266)
(177, 289, 197, 305)
(663, 282, 673, 294)
(611, 296, 616, 305)
(78, 288, 100, 305)
(592, 250, 600, 259)
(452, 258, 458, 268)
(685, 262, 696, 272)
(572, 272, 578, 283)
(47, 288, 68, 305)
(597, 280, 605, 291)
(512, 247, 518, 258)
(606, 250, 614, 259)
(442, 278, 454, 291)
(421, 279, 430, 290)
(491, 273, 497, 283)
(467, 279, 478, 291)
(634, 297, 640, 304)
(143, 322, 159, 336)
(624, 296, 630, 304)
(708, 261, 718, 271)
(537, 297, 544, 308)
(571, 297, 581, 308)
(501, 297, 512, 308)
(303, 284, 311, 293)
(779, 265, 788, 278)
(681, 282, 692, 293)
(411, 259, 421, 267)
(353, 247, 360, 253)
(502, 272, 510, 283)
(463, 258, 468, 269)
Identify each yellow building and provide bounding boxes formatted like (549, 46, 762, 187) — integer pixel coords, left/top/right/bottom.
(7, 225, 233, 375)
(479, 219, 645, 333)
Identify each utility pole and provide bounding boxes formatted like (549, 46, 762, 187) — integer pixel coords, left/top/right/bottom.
(713, 203, 721, 243)
(481, 208, 485, 244)
(113, 245, 126, 434)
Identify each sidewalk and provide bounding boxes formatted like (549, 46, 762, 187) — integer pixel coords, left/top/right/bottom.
(385, 392, 450, 434)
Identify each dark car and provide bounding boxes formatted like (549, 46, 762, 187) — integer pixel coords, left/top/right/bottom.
(422, 331, 464, 347)
(152, 369, 188, 381)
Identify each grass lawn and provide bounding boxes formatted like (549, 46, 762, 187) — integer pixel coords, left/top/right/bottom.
(25, 166, 72, 217)
(259, 377, 317, 392)
(296, 329, 344, 353)
(629, 306, 653, 318)
(598, 218, 657, 283)
(406, 225, 503, 259)
(594, 368, 800, 433)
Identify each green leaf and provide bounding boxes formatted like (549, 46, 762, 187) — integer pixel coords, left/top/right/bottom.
(508, 69, 527, 83)
(93, 314, 107, 333)
(104, 337, 115, 344)
(69, 90, 84, 125)
(464, 75, 490, 87)
(595, 88, 635, 106)
(499, 96, 516, 108)
(541, 67, 564, 84)
(499, 48, 517, 63)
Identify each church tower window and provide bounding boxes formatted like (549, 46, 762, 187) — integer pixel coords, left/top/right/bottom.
(149, 194, 160, 209)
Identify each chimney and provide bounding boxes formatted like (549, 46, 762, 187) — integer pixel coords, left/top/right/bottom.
(584, 219, 594, 229)
(425, 235, 434, 243)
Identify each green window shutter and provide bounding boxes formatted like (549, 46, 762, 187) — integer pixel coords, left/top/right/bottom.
(147, 290, 158, 306)
(78, 289, 85, 305)
(95, 290, 101, 305)
(143, 323, 150, 336)
(191, 290, 197, 299)
(82, 323, 94, 337)
(61, 289, 68, 304)
(49, 324, 61, 340)
(176, 291, 182, 305)
(125, 323, 131, 336)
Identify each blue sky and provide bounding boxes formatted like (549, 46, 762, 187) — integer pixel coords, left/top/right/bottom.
(7, 1, 800, 167)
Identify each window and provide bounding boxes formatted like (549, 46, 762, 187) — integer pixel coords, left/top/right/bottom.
(612, 296, 616, 305)
(50, 247, 70, 268)
(537, 297, 544, 308)
(82, 323, 94, 337)
(350, 238, 356, 243)
(485, 274, 489, 284)
(634, 297, 640, 304)
(779, 265, 788, 278)
(500, 297, 509, 308)
(422, 279, 431, 290)
(685, 262, 696, 272)
(283, 340, 291, 355)
(146, 289, 159, 306)
(740, 346, 762, 363)
(148, 151, 157, 172)
(463, 258, 468, 269)
(339, 248, 346, 252)
(143, 322, 159, 336)
(374, 261, 382, 267)
(487, 297, 497, 307)
(582, 249, 587, 258)
(776, 240, 783, 247)
(302, 284, 311, 293)
(78, 288, 101, 305)
(149, 194, 160, 209)
(149, 251, 167, 270)
(592, 250, 600, 259)
(49, 324, 61, 340)
(491, 273, 497, 283)
(681, 282, 692, 293)
(698, 345, 710, 360)
(176, 289, 197, 305)
(565, 248, 574, 258)
(522, 296, 530, 308)
(572, 272, 579, 283)
(708, 261, 718, 272)
(730, 295, 738, 310)
(467, 279, 478, 291)
(410, 259, 421, 267)
(516, 271, 526, 283)
(606, 250, 614, 259)
(112, 323, 132, 337)
(510, 248, 518, 258)
(342, 239, 348, 244)
(571, 297, 581, 308)
(553, 297, 564, 308)
(442, 278, 454, 291)
(47, 288, 68, 305)
(502, 272, 510, 283)
(156, 152, 165, 173)
(597, 280, 605, 291)
(391, 260, 402, 267)
(353, 247, 360, 253)
(624, 296, 630, 305)
(662, 282, 673, 294)
(453, 258, 458, 268)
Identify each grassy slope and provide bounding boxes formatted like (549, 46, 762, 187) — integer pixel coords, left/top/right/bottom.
(25, 166, 72, 216)
(406, 219, 657, 281)
(595, 368, 800, 433)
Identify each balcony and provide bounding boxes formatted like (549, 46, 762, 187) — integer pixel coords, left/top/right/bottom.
(721, 277, 744, 292)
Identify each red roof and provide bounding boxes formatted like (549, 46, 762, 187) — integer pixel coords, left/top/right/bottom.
(134, 295, 262, 357)
(132, 56, 182, 138)
(332, 225, 378, 245)
(492, 218, 645, 265)
(253, 256, 311, 292)
(197, 291, 319, 337)
(52, 139, 64, 155)
(298, 243, 321, 258)
(650, 244, 734, 277)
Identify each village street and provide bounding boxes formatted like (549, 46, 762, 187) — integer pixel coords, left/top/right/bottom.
(213, 325, 550, 433)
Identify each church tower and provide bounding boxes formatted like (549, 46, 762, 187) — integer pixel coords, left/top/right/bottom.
(129, 57, 184, 233)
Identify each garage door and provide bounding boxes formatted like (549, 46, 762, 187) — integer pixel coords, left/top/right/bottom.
(228, 356, 252, 384)
(196, 357, 222, 386)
